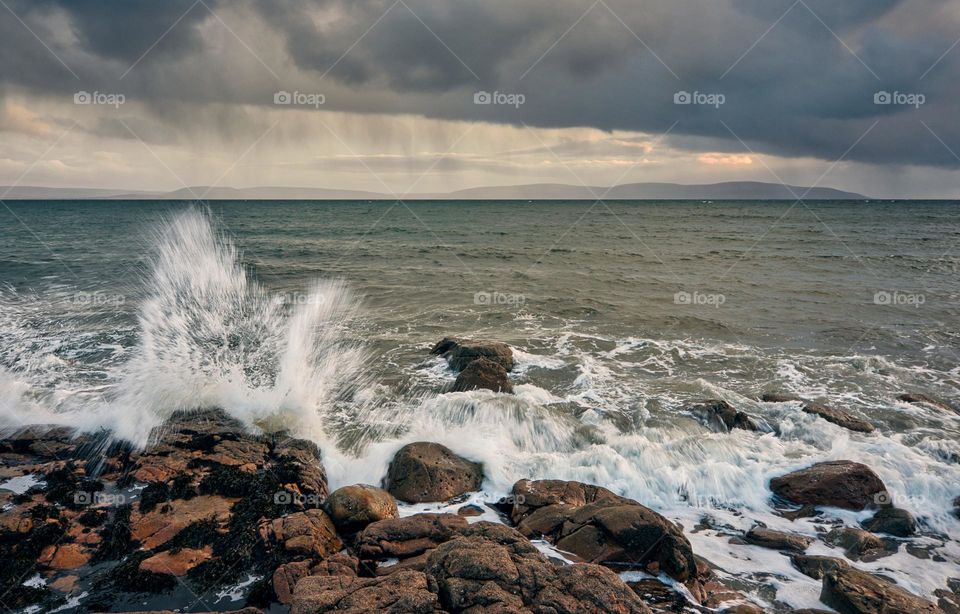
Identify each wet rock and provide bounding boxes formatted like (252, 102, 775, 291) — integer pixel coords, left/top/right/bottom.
(357, 513, 469, 568)
(689, 400, 759, 432)
(791, 554, 850, 580)
(325, 484, 398, 532)
(430, 336, 514, 371)
(261, 508, 342, 558)
(425, 521, 652, 613)
(762, 392, 803, 402)
(291, 570, 441, 614)
(825, 527, 889, 561)
(627, 578, 690, 612)
(769, 461, 887, 510)
(509, 478, 631, 524)
(822, 566, 945, 614)
(451, 357, 514, 393)
(456, 504, 484, 517)
(802, 401, 875, 433)
(139, 546, 213, 576)
(130, 495, 233, 550)
(898, 393, 959, 415)
(273, 554, 360, 605)
(384, 442, 483, 503)
(743, 526, 812, 553)
(516, 497, 698, 582)
(861, 506, 916, 537)
(38, 543, 91, 570)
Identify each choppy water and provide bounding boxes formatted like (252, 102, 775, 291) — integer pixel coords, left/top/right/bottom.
(2, 200, 960, 611)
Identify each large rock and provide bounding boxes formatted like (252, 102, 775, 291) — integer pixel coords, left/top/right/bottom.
(325, 484, 398, 532)
(291, 570, 442, 614)
(131, 495, 233, 550)
(451, 357, 514, 393)
(689, 400, 758, 432)
(139, 547, 213, 576)
(822, 567, 945, 614)
(791, 554, 850, 580)
(260, 509, 342, 558)
(356, 513, 469, 569)
(424, 522, 652, 613)
(769, 461, 887, 511)
(430, 337, 514, 371)
(802, 402, 875, 433)
(384, 442, 483, 503)
(273, 554, 358, 605)
(742, 526, 812, 553)
(509, 478, 631, 524)
(825, 527, 889, 561)
(861, 507, 916, 537)
(516, 498, 698, 582)
(898, 393, 959, 415)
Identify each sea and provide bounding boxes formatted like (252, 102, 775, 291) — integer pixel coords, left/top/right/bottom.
(1, 200, 959, 611)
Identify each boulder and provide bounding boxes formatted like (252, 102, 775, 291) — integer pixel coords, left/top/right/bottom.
(802, 402, 875, 433)
(769, 461, 887, 510)
(325, 484, 398, 532)
(762, 392, 802, 402)
(742, 526, 812, 553)
(139, 547, 213, 576)
(822, 567, 945, 614)
(430, 337, 514, 371)
(509, 478, 631, 524)
(273, 554, 359, 605)
(825, 527, 889, 561)
(456, 504, 484, 517)
(451, 357, 514, 393)
(384, 442, 483, 503)
(291, 570, 441, 614)
(790, 554, 850, 579)
(516, 498, 698, 582)
(357, 513, 469, 566)
(861, 507, 916, 537)
(898, 393, 959, 415)
(689, 400, 759, 432)
(261, 509, 342, 558)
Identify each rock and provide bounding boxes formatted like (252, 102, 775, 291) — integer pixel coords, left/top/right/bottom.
(802, 402, 875, 433)
(325, 484, 398, 532)
(822, 566, 945, 614)
(38, 543, 91, 570)
(384, 442, 483, 503)
(898, 393, 959, 415)
(430, 337, 514, 371)
(791, 554, 850, 579)
(743, 526, 812, 553)
(261, 509, 342, 558)
(509, 478, 631, 524)
(131, 495, 233, 550)
(516, 498, 698, 581)
(274, 554, 361, 604)
(769, 461, 887, 510)
(689, 400, 759, 432)
(139, 546, 213, 576)
(861, 507, 916, 537)
(627, 578, 690, 612)
(825, 527, 889, 561)
(49, 575, 79, 593)
(291, 570, 441, 614)
(451, 357, 514, 393)
(456, 504, 484, 517)
(357, 513, 469, 567)
(424, 522, 652, 613)
(762, 392, 802, 402)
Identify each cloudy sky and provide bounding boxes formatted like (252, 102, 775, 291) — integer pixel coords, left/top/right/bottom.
(1, 0, 959, 197)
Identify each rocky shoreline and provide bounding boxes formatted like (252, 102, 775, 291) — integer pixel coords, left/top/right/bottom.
(1, 339, 958, 613)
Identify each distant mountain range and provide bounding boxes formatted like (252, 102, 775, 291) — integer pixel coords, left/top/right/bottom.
(0, 181, 866, 200)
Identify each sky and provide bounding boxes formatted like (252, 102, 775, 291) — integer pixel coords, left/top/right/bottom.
(1, 0, 959, 198)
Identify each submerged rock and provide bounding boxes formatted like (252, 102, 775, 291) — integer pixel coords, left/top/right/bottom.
(430, 336, 514, 371)
(802, 401, 875, 433)
(742, 526, 812, 553)
(384, 442, 483, 503)
(861, 506, 916, 537)
(689, 400, 759, 432)
(508, 478, 631, 524)
(769, 461, 887, 511)
(821, 566, 945, 614)
(898, 393, 959, 415)
(451, 356, 514, 393)
(825, 527, 890, 561)
(791, 554, 850, 580)
(325, 484, 398, 532)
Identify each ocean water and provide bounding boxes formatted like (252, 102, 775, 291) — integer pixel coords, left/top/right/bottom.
(2, 200, 960, 610)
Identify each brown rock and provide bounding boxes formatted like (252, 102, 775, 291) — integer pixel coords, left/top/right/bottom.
(139, 546, 213, 576)
(273, 561, 312, 605)
(0, 509, 34, 533)
(802, 402, 875, 433)
(291, 570, 441, 614)
(451, 357, 514, 393)
(456, 504, 484, 517)
(743, 526, 812, 553)
(325, 484, 398, 532)
(357, 513, 469, 564)
(861, 506, 916, 537)
(689, 400, 759, 432)
(769, 461, 887, 510)
(49, 575, 79, 593)
(430, 337, 514, 371)
(791, 554, 850, 579)
(263, 509, 342, 558)
(898, 393, 959, 415)
(205, 438, 270, 467)
(762, 392, 803, 402)
(39, 543, 91, 570)
(131, 495, 233, 550)
(384, 442, 483, 503)
(509, 478, 630, 524)
(822, 566, 945, 614)
(825, 527, 889, 561)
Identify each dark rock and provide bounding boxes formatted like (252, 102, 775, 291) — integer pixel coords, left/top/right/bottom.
(689, 400, 759, 432)
(291, 570, 442, 614)
(509, 478, 631, 524)
(825, 527, 889, 561)
(898, 393, 959, 415)
(260, 508, 342, 558)
(627, 578, 689, 612)
(861, 507, 916, 537)
(451, 357, 514, 393)
(325, 484, 398, 532)
(430, 337, 514, 371)
(384, 442, 483, 503)
(743, 526, 812, 553)
(802, 402, 875, 433)
(356, 513, 469, 568)
(769, 461, 888, 510)
(822, 566, 945, 614)
(456, 504, 484, 517)
(791, 554, 850, 579)
(762, 392, 802, 402)
(274, 554, 359, 605)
